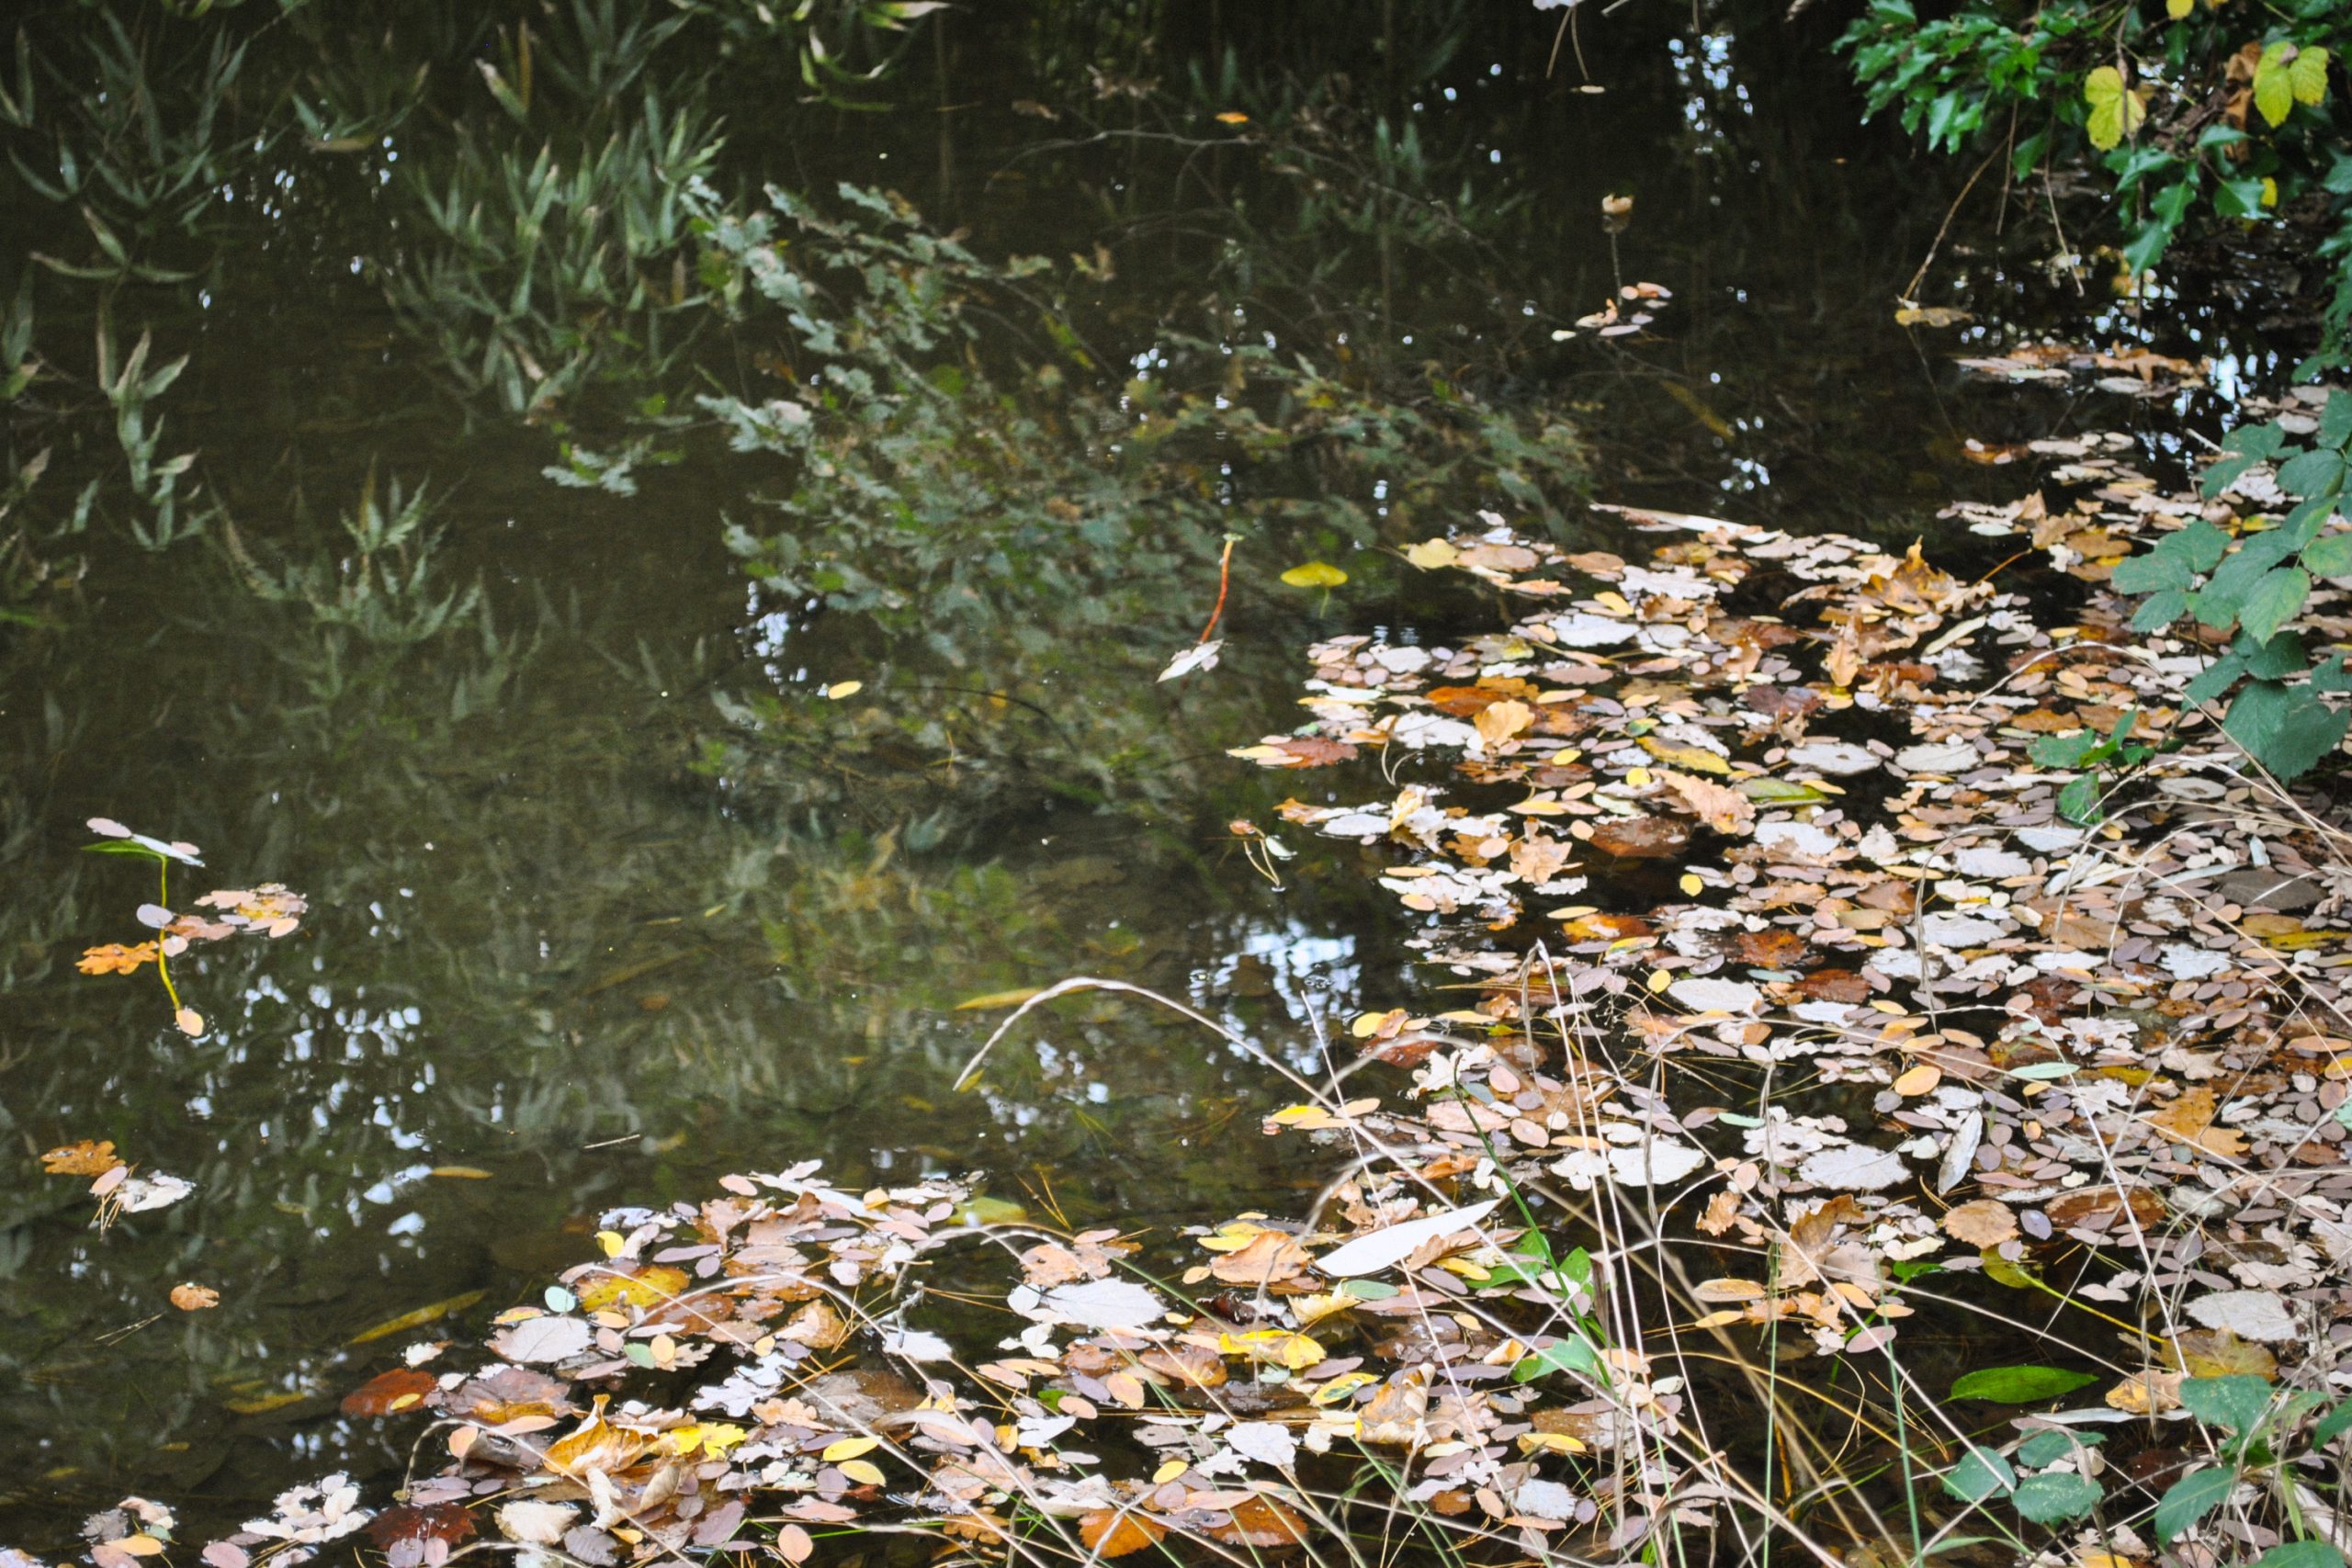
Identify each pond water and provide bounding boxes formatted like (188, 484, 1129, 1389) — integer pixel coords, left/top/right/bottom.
(0, 0, 2294, 1546)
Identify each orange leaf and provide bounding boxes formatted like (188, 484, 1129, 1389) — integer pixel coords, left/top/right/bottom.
(77, 942, 158, 976)
(342, 1368, 440, 1416)
(169, 1282, 220, 1312)
(1078, 1512, 1167, 1559)
(41, 1140, 124, 1177)
(1206, 1497, 1312, 1548)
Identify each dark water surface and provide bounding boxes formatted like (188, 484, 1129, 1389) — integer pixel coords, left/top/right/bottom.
(0, 0, 2293, 1543)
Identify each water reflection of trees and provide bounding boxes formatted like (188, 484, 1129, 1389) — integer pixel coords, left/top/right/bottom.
(0, 0, 2016, 1539)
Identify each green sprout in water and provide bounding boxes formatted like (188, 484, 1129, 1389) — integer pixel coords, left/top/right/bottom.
(77, 817, 308, 1038)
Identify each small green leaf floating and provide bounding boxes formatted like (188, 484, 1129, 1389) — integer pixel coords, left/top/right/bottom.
(1940, 1444, 2016, 1503)
(2012, 1471, 2102, 1524)
(2154, 1465, 2235, 1542)
(1949, 1365, 2099, 1403)
(2254, 1546, 2348, 1568)
(1510, 1335, 1603, 1383)
(2178, 1373, 2273, 1436)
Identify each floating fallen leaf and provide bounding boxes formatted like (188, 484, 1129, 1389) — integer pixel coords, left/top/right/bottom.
(1940, 1200, 2018, 1247)
(169, 1282, 220, 1312)
(1078, 1511, 1167, 1558)
(341, 1368, 439, 1416)
(42, 1140, 123, 1177)
(954, 986, 1047, 1011)
(1281, 560, 1348, 589)
(824, 680, 863, 699)
(1894, 305, 1971, 328)
(1159, 639, 1223, 682)
(348, 1290, 488, 1346)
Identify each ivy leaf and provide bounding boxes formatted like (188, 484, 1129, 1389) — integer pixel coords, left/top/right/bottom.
(2155, 1466, 2237, 1541)
(2085, 66, 2147, 150)
(2215, 176, 2269, 219)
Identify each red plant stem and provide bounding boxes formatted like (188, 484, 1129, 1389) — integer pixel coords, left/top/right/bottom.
(1199, 536, 1236, 644)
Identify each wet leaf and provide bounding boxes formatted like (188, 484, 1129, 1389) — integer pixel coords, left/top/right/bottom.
(341, 1369, 439, 1416)
(1940, 1201, 2018, 1247)
(1205, 1496, 1311, 1547)
(1281, 561, 1347, 588)
(1951, 1366, 2098, 1403)
(169, 1283, 220, 1312)
(348, 1291, 487, 1346)
(1159, 639, 1223, 682)
(1077, 1511, 1166, 1558)
(41, 1140, 123, 1177)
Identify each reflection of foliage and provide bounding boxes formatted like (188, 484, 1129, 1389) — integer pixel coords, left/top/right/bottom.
(6, 6, 265, 272)
(382, 96, 724, 415)
(221, 469, 482, 648)
(692, 183, 1583, 818)
(673, 0, 944, 104)
(1840, 0, 2350, 369)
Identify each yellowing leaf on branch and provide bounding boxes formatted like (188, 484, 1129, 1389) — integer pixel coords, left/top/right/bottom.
(2085, 66, 2147, 149)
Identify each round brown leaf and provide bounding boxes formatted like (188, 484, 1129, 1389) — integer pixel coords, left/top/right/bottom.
(341, 1367, 440, 1416)
(1588, 816, 1689, 859)
(366, 1504, 475, 1553)
(1077, 1512, 1167, 1559)
(169, 1282, 220, 1312)
(1205, 1496, 1311, 1549)
(1940, 1200, 2018, 1247)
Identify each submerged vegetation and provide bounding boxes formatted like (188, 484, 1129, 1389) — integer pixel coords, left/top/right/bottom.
(4, 3, 2352, 1568)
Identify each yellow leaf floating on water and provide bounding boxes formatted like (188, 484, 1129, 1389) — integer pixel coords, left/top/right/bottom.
(1892, 1063, 1941, 1097)
(224, 1387, 319, 1416)
(1214, 110, 1249, 125)
(1281, 560, 1348, 589)
(1218, 1329, 1326, 1370)
(953, 986, 1046, 1011)
(822, 1436, 881, 1461)
(837, 1459, 887, 1486)
(1637, 736, 1730, 775)
(824, 681, 863, 700)
(1404, 538, 1459, 570)
(429, 1166, 493, 1180)
(348, 1289, 487, 1345)
(667, 1422, 747, 1458)
(576, 1264, 689, 1312)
